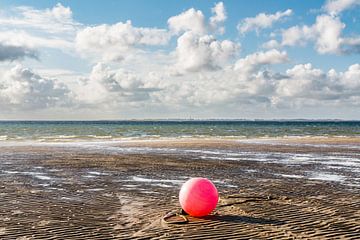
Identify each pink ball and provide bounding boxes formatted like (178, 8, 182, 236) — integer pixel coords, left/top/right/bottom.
(179, 178, 219, 217)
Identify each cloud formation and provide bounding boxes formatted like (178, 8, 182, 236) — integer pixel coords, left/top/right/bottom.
(0, 3, 78, 51)
(0, 1, 360, 118)
(0, 43, 38, 61)
(0, 3, 80, 34)
(324, 0, 360, 16)
(234, 49, 288, 73)
(174, 31, 239, 73)
(74, 63, 159, 106)
(281, 13, 360, 54)
(282, 15, 344, 54)
(168, 2, 227, 35)
(209, 2, 227, 34)
(0, 65, 71, 110)
(167, 3, 238, 73)
(273, 63, 360, 107)
(76, 20, 170, 62)
(168, 8, 207, 35)
(238, 9, 292, 34)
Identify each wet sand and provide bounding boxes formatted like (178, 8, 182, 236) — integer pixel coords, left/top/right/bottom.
(0, 139, 359, 239)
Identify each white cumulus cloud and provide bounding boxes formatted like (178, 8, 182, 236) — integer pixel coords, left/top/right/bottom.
(168, 2, 227, 35)
(174, 31, 239, 73)
(272, 63, 360, 108)
(280, 0, 360, 55)
(234, 49, 288, 74)
(75, 20, 170, 62)
(209, 2, 227, 34)
(0, 3, 79, 50)
(0, 3, 80, 34)
(0, 65, 72, 110)
(168, 8, 207, 35)
(324, 0, 360, 16)
(238, 9, 292, 34)
(74, 63, 159, 106)
(281, 14, 351, 54)
(313, 15, 345, 54)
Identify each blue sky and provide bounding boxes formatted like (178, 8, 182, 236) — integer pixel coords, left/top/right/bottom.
(0, 0, 359, 119)
(3, 0, 357, 70)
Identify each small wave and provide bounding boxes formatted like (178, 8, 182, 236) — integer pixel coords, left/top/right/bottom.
(0, 135, 8, 141)
(86, 135, 113, 139)
(40, 135, 78, 139)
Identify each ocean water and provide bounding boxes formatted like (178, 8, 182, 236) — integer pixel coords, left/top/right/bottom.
(0, 120, 360, 142)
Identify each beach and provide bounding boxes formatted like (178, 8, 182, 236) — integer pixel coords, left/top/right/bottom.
(0, 136, 359, 239)
(2, 0, 360, 238)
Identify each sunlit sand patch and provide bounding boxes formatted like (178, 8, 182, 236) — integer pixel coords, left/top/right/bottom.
(48, 168, 61, 172)
(1, 162, 12, 165)
(128, 176, 238, 189)
(37, 183, 50, 187)
(60, 196, 72, 201)
(11, 210, 24, 215)
(185, 149, 227, 155)
(59, 196, 84, 202)
(15, 236, 32, 240)
(37, 220, 51, 227)
(111, 194, 150, 230)
(152, 183, 173, 188)
(87, 171, 110, 176)
(140, 191, 160, 194)
(223, 183, 238, 188)
(324, 160, 360, 168)
(47, 187, 64, 191)
(274, 173, 304, 179)
(34, 175, 51, 180)
(200, 155, 242, 161)
(212, 179, 238, 188)
(122, 184, 139, 188)
(29, 189, 42, 194)
(131, 176, 185, 185)
(33, 166, 44, 169)
(86, 188, 105, 192)
(3, 170, 20, 174)
(285, 154, 315, 163)
(3, 170, 53, 181)
(82, 175, 96, 178)
(346, 183, 360, 187)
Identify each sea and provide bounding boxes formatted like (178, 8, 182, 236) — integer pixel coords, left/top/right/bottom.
(0, 120, 359, 142)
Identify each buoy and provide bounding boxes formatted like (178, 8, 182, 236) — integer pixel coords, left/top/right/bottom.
(179, 177, 218, 217)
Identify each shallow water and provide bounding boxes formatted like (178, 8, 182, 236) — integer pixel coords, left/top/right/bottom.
(1, 120, 360, 142)
(1, 120, 360, 190)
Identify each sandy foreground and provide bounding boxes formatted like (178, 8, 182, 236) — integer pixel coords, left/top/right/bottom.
(0, 138, 359, 239)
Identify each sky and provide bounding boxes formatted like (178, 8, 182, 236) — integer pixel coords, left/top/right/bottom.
(0, 0, 360, 120)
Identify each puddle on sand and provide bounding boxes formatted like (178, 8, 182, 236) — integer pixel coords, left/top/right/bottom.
(308, 172, 346, 182)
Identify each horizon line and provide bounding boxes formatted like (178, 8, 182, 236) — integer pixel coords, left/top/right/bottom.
(0, 118, 360, 122)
